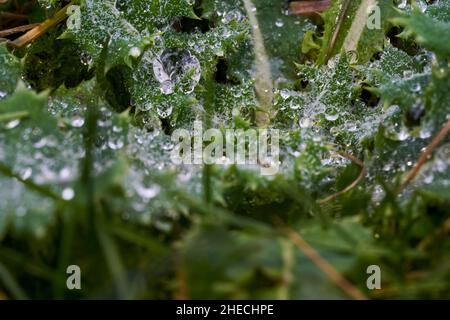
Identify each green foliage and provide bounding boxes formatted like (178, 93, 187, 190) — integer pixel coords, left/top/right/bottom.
(393, 6, 450, 59)
(0, 44, 22, 100)
(303, 0, 397, 64)
(0, 0, 449, 300)
(23, 28, 93, 91)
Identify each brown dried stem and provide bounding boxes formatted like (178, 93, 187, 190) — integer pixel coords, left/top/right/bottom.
(290, 0, 331, 15)
(318, 152, 366, 204)
(325, 0, 351, 62)
(0, 23, 40, 38)
(277, 219, 368, 300)
(418, 217, 450, 251)
(175, 254, 190, 300)
(10, 2, 72, 48)
(397, 120, 450, 194)
(0, 12, 28, 20)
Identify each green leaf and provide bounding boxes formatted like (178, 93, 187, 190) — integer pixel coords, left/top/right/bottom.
(0, 44, 22, 101)
(392, 7, 450, 59)
(306, 0, 397, 65)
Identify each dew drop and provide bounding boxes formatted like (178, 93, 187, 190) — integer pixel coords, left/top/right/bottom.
(20, 167, 32, 180)
(80, 52, 93, 66)
(403, 70, 413, 80)
(275, 19, 284, 28)
(299, 117, 312, 128)
(62, 188, 75, 200)
(129, 47, 142, 58)
(157, 103, 173, 118)
(289, 101, 300, 110)
(108, 138, 124, 150)
(411, 83, 421, 92)
(397, 0, 407, 9)
(60, 167, 72, 180)
(71, 115, 85, 127)
(420, 127, 432, 139)
(6, 119, 20, 129)
(279, 89, 291, 100)
(136, 184, 161, 200)
(142, 102, 153, 111)
(152, 49, 201, 95)
(396, 127, 410, 141)
(222, 9, 243, 24)
(325, 113, 339, 122)
(424, 174, 434, 184)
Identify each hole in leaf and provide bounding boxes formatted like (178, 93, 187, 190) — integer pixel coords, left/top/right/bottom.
(160, 117, 173, 136)
(105, 66, 131, 113)
(359, 86, 379, 107)
(300, 79, 309, 89)
(173, 2, 213, 34)
(23, 29, 94, 92)
(214, 58, 240, 85)
(386, 26, 421, 56)
(173, 17, 212, 33)
(405, 104, 425, 127)
(294, 74, 310, 91)
(371, 51, 383, 61)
